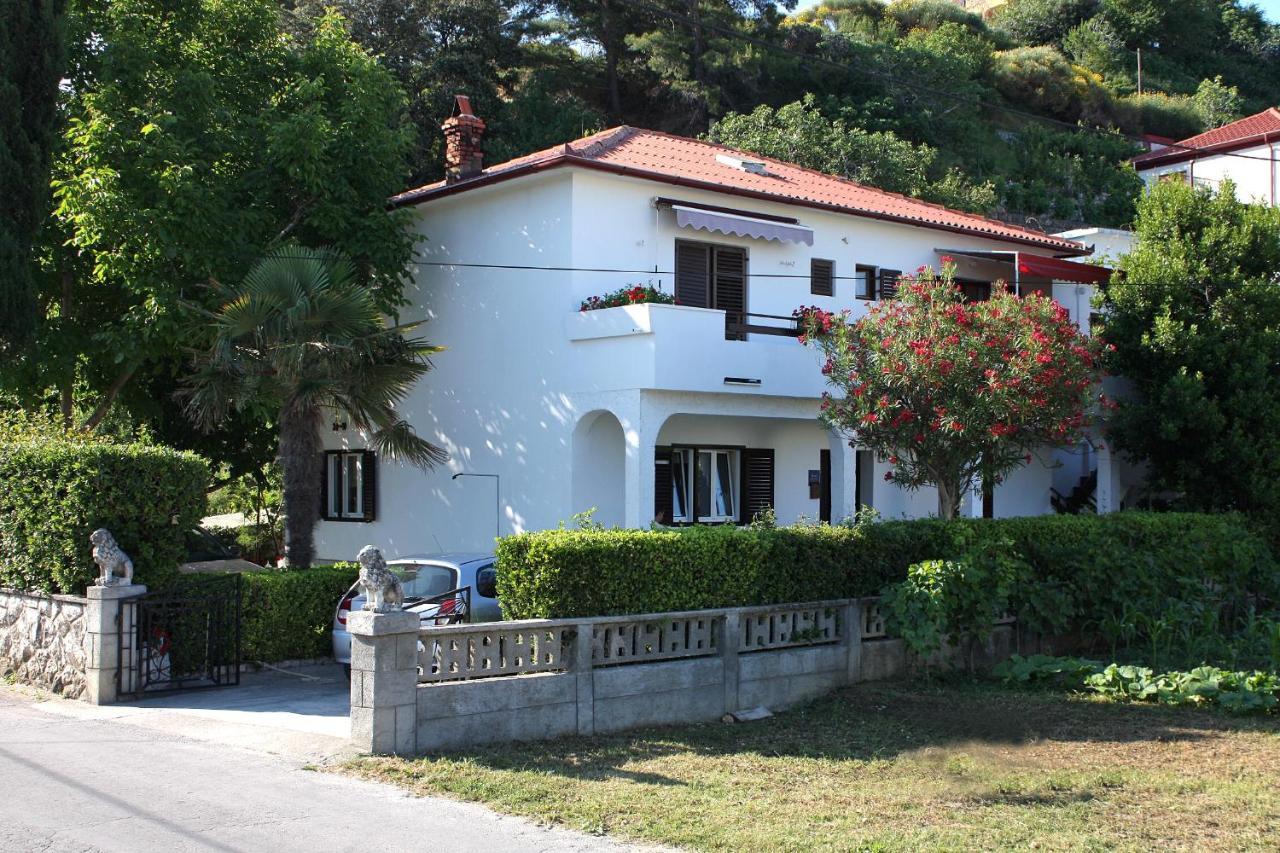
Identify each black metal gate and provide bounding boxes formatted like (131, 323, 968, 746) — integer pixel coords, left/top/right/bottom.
(119, 574, 242, 697)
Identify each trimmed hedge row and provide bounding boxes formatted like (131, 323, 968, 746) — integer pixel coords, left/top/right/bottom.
(0, 437, 210, 594)
(495, 513, 1277, 630)
(170, 564, 359, 663)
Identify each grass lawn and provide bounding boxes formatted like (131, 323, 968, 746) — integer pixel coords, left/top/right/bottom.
(341, 682, 1280, 851)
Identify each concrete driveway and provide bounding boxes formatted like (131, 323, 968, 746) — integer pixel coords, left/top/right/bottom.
(36, 662, 355, 763)
(0, 674, 645, 852)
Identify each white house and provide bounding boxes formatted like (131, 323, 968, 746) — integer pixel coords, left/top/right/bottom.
(314, 96, 1115, 560)
(1133, 107, 1280, 205)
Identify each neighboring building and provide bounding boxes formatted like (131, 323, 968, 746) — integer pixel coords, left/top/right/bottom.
(946, 0, 1006, 16)
(314, 96, 1114, 560)
(1054, 227, 1135, 266)
(1132, 107, 1280, 205)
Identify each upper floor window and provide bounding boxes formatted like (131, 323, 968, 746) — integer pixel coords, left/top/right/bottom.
(810, 258, 834, 297)
(675, 241, 747, 341)
(855, 264, 878, 300)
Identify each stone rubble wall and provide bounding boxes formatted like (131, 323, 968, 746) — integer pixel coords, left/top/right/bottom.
(0, 588, 89, 699)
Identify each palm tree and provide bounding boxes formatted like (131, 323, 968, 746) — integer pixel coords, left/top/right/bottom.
(182, 246, 445, 568)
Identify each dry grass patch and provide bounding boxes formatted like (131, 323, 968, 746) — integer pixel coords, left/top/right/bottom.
(341, 682, 1280, 851)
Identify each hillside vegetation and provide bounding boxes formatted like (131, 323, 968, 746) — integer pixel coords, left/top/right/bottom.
(286, 0, 1280, 229)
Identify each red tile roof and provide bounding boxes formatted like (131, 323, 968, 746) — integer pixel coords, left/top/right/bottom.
(1133, 107, 1280, 169)
(392, 126, 1088, 256)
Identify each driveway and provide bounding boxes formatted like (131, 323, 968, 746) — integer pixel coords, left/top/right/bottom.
(0, 683, 642, 852)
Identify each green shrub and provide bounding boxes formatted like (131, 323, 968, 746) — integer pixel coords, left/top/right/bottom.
(495, 513, 1276, 636)
(169, 564, 359, 662)
(0, 434, 210, 594)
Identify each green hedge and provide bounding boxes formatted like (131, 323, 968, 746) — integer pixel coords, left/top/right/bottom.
(0, 437, 210, 594)
(169, 564, 359, 662)
(495, 513, 1277, 629)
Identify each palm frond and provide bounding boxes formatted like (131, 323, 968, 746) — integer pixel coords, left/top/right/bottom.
(369, 419, 448, 469)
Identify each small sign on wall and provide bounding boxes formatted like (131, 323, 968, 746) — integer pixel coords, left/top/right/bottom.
(808, 469, 821, 500)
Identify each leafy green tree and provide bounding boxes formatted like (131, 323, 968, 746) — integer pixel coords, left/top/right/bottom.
(1099, 180, 1280, 518)
(17, 0, 415, 473)
(992, 0, 1100, 46)
(0, 0, 66, 351)
(1193, 76, 1243, 129)
(799, 263, 1103, 519)
(1062, 16, 1124, 77)
(708, 96, 996, 213)
(183, 247, 445, 568)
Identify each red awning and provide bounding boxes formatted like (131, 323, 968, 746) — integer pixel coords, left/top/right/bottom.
(1015, 254, 1111, 285)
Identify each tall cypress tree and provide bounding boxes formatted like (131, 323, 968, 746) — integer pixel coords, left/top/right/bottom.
(0, 0, 67, 351)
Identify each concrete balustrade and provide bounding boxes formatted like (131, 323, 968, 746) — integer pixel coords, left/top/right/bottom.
(351, 597, 1024, 755)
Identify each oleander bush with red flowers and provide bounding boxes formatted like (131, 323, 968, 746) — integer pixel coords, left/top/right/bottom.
(798, 261, 1107, 518)
(580, 284, 676, 312)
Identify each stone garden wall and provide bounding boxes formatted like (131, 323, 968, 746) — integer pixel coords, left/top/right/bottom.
(0, 588, 89, 699)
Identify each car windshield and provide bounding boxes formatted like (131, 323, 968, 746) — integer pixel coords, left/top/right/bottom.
(392, 564, 456, 599)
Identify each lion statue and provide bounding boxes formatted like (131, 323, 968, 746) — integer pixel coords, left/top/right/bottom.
(356, 545, 403, 613)
(90, 528, 134, 587)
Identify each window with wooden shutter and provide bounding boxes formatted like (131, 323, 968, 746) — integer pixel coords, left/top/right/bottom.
(361, 450, 377, 521)
(810, 258, 834, 297)
(878, 269, 902, 300)
(855, 264, 877, 300)
(675, 243, 710, 308)
(713, 247, 746, 341)
(740, 448, 775, 523)
(653, 446, 674, 524)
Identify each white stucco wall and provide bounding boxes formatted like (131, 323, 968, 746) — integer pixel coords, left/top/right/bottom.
(314, 166, 1091, 561)
(1137, 142, 1280, 206)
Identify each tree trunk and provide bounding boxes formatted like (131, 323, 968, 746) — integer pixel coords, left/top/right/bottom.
(280, 406, 322, 569)
(936, 478, 962, 520)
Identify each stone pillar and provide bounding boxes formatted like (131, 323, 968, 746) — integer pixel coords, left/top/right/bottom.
(840, 600, 863, 685)
(83, 583, 146, 705)
(348, 609, 419, 755)
(719, 611, 741, 716)
(572, 623, 595, 736)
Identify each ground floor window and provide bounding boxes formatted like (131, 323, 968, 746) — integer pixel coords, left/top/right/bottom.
(670, 447, 740, 523)
(322, 450, 377, 521)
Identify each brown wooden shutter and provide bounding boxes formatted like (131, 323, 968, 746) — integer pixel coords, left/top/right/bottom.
(878, 269, 901, 300)
(319, 452, 331, 520)
(819, 449, 832, 523)
(675, 243, 709, 308)
(714, 247, 747, 341)
(810, 258, 834, 297)
(653, 446, 673, 525)
(361, 450, 377, 522)
(740, 448, 775, 523)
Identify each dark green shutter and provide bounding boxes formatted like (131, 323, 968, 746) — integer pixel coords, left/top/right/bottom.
(319, 451, 331, 520)
(810, 259, 834, 297)
(654, 446, 673, 524)
(361, 451, 377, 522)
(714, 247, 747, 341)
(740, 448, 775, 523)
(878, 269, 901, 300)
(675, 243, 709, 308)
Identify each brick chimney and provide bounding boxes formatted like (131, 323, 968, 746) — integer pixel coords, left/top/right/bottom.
(442, 94, 485, 183)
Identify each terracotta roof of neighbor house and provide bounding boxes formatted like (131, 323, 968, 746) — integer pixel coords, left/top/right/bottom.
(391, 126, 1089, 256)
(1133, 107, 1280, 169)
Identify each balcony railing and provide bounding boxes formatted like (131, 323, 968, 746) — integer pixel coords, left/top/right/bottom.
(724, 310, 801, 340)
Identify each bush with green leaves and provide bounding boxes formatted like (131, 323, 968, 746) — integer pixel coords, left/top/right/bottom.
(495, 512, 1275, 635)
(882, 535, 1022, 670)
(994, 654, 1280, 715)
(168, 564, 358, 662)
(0, 430, 209, 594)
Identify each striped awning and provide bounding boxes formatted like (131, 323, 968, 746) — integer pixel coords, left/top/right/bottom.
(673, 205, 814, 246)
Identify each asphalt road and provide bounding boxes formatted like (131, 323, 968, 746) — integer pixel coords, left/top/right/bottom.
(0, 688, 639, 853)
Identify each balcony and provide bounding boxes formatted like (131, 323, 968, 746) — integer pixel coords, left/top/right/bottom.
(564, 303, 828, 398)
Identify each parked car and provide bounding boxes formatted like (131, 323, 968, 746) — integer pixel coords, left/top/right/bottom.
(180, 527, 266, 574)
(332, 552, 500, 676)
